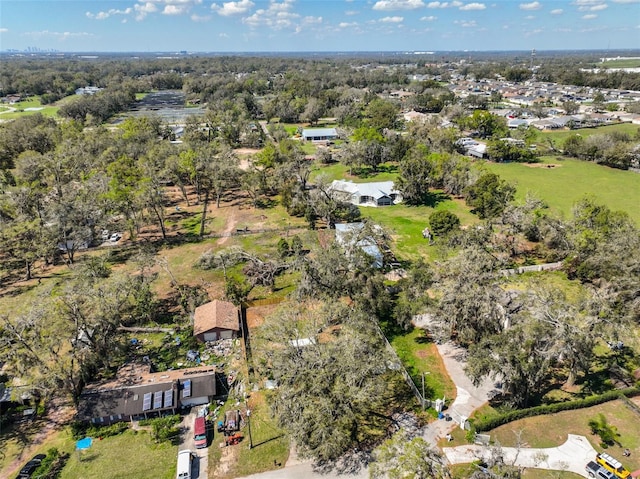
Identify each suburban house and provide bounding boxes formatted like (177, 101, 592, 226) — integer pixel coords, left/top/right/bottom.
(329, 180, 402, 207)
(75, 86, 102, 95)
(76, 363, 218, 424)
(302, 128, 338, 142)
(193, 300, 240, 342)
(335, 222, 384, 269)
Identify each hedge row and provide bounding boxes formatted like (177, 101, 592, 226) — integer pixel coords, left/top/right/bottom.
(473, 387, 640, 432)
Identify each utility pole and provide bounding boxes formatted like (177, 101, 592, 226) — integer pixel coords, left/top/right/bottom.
(422, 372, 425, 410)
(246, 408, 253, 449)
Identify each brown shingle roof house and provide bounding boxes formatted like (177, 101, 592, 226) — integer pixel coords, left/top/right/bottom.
(193, 300, 240, 342)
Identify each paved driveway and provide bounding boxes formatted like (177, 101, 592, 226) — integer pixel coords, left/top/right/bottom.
(179, 409, 209, 479)
(420, 341, 498, 445)
(444, 434, 597, 478)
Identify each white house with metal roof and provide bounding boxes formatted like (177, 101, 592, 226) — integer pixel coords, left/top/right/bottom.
(329, 180, 402, 207)
(302, 128, 338, 141)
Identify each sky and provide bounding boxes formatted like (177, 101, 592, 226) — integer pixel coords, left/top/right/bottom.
(0, 0, 638, 52)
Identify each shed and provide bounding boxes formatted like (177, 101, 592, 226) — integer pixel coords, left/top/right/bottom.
(193, 300, 240, 342)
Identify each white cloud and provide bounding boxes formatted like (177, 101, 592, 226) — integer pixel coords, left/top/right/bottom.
(242, 0, 301, 30)
(380, 15, 404, 22)
(345, 10, 359, 15)
(86, 7, 132, 20)
(163, 4, 188, 14)
(572, 0, 600, 5)
(578, 2, 607, 10)
(519, 1, 541, 10)
(421, 15, 437, 20)
(191, 13, 211, 21)
(339, 21, 358, 27)
(612, 0, 640, 3)
(219, 32, 229, 37)
(212, 0, 255, 16)
(550, 8, 563, 13)
(0, 28, 8, 33)
(134, 2, 158, 20)
(459, 2, 486, 10)
(454, 19, 477, 26)
(427, 1, 457, 7)
(373, 0, 424, 10)
(525, 14, 535, 18)
(582, 13, 598, 18)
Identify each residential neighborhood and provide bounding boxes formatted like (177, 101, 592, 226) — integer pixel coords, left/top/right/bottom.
(1, 45, 640, 479)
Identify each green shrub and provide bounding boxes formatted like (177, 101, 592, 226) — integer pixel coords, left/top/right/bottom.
(86, 421, 129, 439)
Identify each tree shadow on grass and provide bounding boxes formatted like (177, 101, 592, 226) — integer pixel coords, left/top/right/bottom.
(422, 191, 452, 208)
(252, 434, 285, 448)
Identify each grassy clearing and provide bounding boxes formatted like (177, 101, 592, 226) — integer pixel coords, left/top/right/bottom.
(450, 462, 582, 478)
(505, 271, 585, 301)
(0, 97, 59, 119)
(0, 420, 72, 475)
(534, 123, 640, 145)
(597, 59, 640, 68)
(486, 157, 640, 224)
(361, 199, 477, 262)
(390, 328, 457, 404)
(488, 399, 640, 470)
(59, 429, 176, 479)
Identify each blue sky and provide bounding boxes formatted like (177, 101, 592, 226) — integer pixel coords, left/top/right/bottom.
(0, 0, 638, 52)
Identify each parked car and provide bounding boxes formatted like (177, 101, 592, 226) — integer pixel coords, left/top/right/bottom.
(109, 232, 122, 242)
(18, 453, 46, 478)
(101, 229, 110, 241)
(586, 461, 616, 479)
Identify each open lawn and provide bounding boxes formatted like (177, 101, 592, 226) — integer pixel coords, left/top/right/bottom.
(451, 463, 581, 479)
(0, 97, 59, 119)
(486, 157, 640, 224)
(60, 429, 176, 479)
(534, 123, 639, 145)
(597, 59, 640, 68)
(361, 199, 478, 261)
(390, 328, 457, 405)
(488, 399, 640, 473)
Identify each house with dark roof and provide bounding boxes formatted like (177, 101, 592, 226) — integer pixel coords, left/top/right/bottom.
(77, 364, 218, 424)
(193, 300, 240, 342)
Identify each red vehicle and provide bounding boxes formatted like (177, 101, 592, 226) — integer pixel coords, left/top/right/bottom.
(194, 416, 208, 449)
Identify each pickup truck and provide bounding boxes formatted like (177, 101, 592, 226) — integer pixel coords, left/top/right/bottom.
(586, 461, 615, 479)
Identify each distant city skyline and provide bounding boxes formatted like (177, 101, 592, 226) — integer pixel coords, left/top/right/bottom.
(1, 0, 638, 53)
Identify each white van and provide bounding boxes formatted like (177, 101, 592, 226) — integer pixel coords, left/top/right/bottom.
(176, 449, 193, 479)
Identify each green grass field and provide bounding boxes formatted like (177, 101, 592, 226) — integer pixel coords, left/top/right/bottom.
(390, 328, 457, 403)
(486, 157, 640, 224)
(487, 399, 640, 472)
(0, 97, 59, 119)
(59, 429, 176, 479)
(534, 123, 640, 145)
(362, 199, 477, 261)
(598, 59, 640, 68)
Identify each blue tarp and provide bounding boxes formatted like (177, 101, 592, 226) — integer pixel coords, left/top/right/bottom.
(76, 437, 93, 450)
